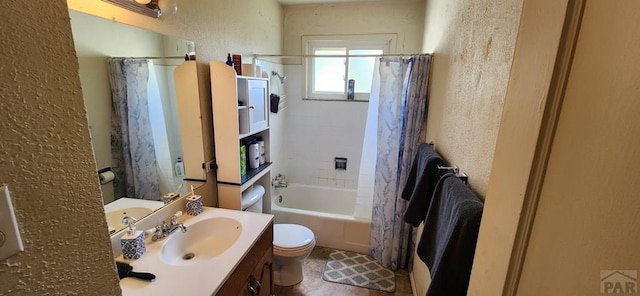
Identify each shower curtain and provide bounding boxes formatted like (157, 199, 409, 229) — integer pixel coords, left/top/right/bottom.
(108, 58, 163, 200)
(369, 54, 432, 270)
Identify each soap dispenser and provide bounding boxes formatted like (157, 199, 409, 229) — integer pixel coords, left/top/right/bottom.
(120, 217, 146, 260)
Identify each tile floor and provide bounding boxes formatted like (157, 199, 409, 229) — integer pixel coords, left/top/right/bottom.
(274, 247, 414, 296)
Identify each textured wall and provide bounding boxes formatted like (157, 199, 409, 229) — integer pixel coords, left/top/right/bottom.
(413, 0, 523, 294)
(422, 0, 523, 196)
(0, 1, 121, 295)
(283, 0, 425, 57)
(68, 0, 283, 61)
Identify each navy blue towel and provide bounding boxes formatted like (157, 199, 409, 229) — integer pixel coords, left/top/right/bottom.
(418, 174, 483, 296)
(402, 143, 444, 227)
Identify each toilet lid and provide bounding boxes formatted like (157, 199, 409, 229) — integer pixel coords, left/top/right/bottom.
(273, 224, 314, 249)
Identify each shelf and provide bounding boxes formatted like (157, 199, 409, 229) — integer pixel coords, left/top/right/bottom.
(241, 162, 272, 186)
(237, 75, 268, 81)
(238, 106, 248, 110)
(239, 126, 269, 140)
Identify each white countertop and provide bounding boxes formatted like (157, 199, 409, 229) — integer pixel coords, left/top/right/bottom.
(116, 207, 273, 296)
(104, 197, 165, 212)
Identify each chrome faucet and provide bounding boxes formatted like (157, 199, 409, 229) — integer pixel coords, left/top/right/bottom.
(147, 211, 187, 241)
(272, 174, 288, 188)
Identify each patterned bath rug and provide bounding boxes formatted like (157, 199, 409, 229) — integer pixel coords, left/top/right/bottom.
(322, 250, 395, 292)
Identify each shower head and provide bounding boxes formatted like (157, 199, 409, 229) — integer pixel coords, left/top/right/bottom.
(271, 71, 287, 84)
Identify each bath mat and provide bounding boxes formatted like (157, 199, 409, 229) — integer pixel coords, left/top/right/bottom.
(322, 250, 395, 292)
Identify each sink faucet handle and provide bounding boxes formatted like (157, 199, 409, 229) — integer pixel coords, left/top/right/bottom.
(170, 211, 183, 224)
(145, 227, 158, 236)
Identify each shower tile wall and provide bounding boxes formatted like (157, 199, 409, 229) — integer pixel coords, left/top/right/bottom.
(283, 65, 369, 189)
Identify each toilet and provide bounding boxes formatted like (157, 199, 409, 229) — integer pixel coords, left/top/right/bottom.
(242, 185, 316, 286)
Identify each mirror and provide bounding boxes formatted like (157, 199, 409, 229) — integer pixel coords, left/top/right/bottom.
(69, 9, 205, 234)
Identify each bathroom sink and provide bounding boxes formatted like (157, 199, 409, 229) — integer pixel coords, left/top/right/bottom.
(105, 207, 153, 230)
(160, 217, 243, 266)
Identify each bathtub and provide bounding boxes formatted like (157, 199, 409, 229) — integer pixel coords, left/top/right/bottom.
(271, 183, 371, 254)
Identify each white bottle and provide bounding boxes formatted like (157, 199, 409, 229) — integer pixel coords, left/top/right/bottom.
(257, 137, 265, 165)
(175, 157, 185, 177)
(248, 139, 260, 169)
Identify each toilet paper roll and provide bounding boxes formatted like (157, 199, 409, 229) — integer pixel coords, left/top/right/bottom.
(99, 171, 115, 185)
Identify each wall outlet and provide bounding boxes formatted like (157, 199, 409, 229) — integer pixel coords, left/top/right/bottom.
(0, 186, 24, 260)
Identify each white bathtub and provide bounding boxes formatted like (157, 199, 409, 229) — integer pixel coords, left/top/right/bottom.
(271, 183, 371, 254)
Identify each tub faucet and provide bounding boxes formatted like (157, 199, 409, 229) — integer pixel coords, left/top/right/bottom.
(146, 211, 187, 241)
(272, 174, 288, 188)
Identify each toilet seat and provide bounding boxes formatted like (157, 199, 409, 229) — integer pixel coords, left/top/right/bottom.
(273, 224, 315, 256)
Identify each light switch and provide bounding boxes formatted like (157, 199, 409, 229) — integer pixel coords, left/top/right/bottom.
(0, 186, 24, 260)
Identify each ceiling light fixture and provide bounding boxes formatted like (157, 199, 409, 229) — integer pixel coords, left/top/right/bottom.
(102, 0, 162, 18)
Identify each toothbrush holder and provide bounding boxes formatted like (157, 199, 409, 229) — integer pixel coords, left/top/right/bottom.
(186, 195, 203, 216)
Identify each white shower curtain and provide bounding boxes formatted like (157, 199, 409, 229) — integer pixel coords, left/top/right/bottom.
(355, 61, 380, 219)
(369, 55, 432, 270)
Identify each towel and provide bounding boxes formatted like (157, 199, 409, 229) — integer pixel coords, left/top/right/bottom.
(417, 174, 483, 296)
(270, 93, 280, 113)
(401, 143, 444, 226)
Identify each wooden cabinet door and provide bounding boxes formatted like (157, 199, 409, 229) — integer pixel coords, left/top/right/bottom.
(248, 247, 273, 296)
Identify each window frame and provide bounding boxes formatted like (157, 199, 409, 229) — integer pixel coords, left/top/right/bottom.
(303, 35, 396, 101)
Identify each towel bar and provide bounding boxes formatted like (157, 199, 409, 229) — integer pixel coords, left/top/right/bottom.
(438, 165, 459, 175)
(438, 165, 468, 185)
(427, 142, 469, 185)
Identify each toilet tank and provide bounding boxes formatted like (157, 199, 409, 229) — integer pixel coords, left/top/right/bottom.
(241, 185, 265, 213)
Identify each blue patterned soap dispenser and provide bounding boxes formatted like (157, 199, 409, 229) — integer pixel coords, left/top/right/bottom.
(120, 217, 146, 260)
(185, 185, 203, 216)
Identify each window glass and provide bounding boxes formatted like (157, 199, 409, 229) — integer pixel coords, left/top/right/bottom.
(347, 49, 383, 93)
(313, 49, 346, 93)
(304, 35, 394, 100)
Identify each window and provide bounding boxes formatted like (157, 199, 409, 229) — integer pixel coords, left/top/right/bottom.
(303, 35, 395, 101)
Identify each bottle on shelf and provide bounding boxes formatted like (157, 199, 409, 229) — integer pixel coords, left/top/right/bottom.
(240, 144, 247, 177)
(257, 136, 265, 165)
(248, 138, 260, 169)
(175, 157, 185, 177)
(226, 53, 233, 67)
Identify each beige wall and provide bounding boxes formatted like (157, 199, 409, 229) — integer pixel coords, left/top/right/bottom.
(0, 2, 121, 295)
(421, 0, 523, 196)
(517, 1, 640, 295)
(413, 0, 523, 294)
(1, 0, 283, 294)
(283, 0, 425, 57)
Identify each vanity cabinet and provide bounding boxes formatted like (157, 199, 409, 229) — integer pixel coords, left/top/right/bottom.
(210, 61, 271, 211)
(216, 223, 273, 296)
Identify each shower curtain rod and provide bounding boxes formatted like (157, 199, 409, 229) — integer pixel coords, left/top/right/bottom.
(116, 56, 186, 60)
(253, 53, 419, 59)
